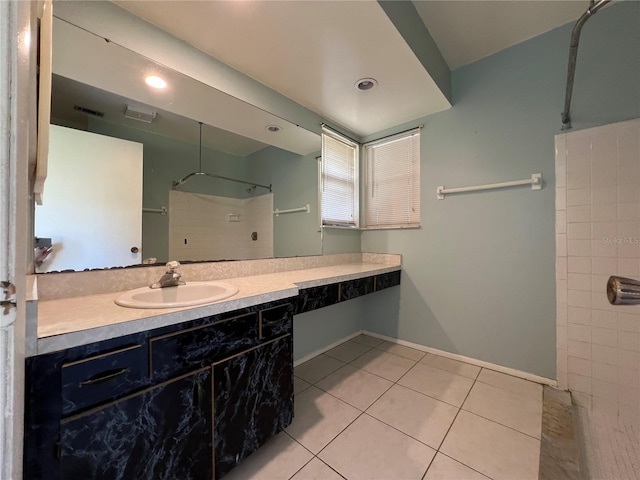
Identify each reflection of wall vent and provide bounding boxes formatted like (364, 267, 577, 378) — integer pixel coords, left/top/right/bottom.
(73, 105, 105, 118)
(124, 105, 156, 124)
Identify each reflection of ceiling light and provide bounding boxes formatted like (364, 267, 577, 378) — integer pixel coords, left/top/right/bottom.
(265, 125, 281, 133)
(145, 75, 167, 89)
(355, 78, 378, 91)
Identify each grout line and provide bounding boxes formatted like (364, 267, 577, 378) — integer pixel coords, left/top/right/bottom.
(313, 409, 367, 458)
(460, 408, 543, 442)
(435, 375, 478, 452)
(294, 335, 544, 479)
(436, 452, 495, 480)
(286, 455, 314, 480)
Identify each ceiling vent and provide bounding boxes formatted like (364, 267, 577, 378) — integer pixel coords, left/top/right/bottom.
(124, 105, 157, 123)
(73, 105, 105, 118)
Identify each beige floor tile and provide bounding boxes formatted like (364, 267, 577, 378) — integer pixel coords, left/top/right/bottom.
(367, 384, 458, 449)
(424, 453, 491, 480)
(440, 411, 540, 480)
(463, 381, 542, 438)
(477, 369, 543, 401)
(294, 376, 311, 395)
(294, 354, 345, 384)
(398, 363, 475, 407)
(350, 334, 385, 347)
(375, 341, 427, 361)
(420, 354, 481, 380)
(423, 453, 490, 480)
(324, 340, 373, 363)
(351, 349, 416, 382)
(316, 364, 393, 410)
(286, 386, 360, 454)
(291, 458, 345, 480)
(222, 432, 313, 480)
(319, 414, 436, 480)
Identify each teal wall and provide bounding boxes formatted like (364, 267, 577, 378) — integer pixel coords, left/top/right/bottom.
(362, 1, 640, 379)
(247, 146, 322, 257)
(293, 298, 365, 362)
(89, 120, 252, 262)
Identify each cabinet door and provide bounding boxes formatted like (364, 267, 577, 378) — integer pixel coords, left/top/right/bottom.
(60, 368, 212, 480)
(213, 335, 293, 479)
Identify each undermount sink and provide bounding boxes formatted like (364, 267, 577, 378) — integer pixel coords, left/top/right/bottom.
(114, 281, 239, 309)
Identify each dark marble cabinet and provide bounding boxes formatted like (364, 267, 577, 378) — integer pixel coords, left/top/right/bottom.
(296, 270, 401, 313)
(25, 298, 295, 480)
(60, 368, 213, 480)
(213, 336, 293, 479)
(25, 271, 400, 479)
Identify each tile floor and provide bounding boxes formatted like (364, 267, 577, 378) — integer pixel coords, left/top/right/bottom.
(224, 334, 543, 480)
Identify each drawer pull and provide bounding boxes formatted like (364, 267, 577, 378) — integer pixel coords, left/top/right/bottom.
(224, 367, 231, 400)
(78, 368, 130, 387)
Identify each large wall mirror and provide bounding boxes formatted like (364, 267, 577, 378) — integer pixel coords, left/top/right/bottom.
(35, 16, 322, 273)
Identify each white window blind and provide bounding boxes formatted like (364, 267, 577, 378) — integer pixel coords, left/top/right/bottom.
(364, 129, 420, 229)
(321, 128, 359, 227)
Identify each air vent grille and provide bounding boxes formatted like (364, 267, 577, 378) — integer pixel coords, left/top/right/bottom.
(73, 105, 105, 118)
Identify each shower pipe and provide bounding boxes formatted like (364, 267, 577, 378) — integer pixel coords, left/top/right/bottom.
(561, 0, 612, 130)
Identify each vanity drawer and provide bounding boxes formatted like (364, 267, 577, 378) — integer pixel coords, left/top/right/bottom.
(297, 284, 340, 314)
(150, 312, 259, 380)
(339, 277, 374, 301)
(61, 344, 145, 416)
(259, 303, 293, 340)
(375, 271, 401, 291)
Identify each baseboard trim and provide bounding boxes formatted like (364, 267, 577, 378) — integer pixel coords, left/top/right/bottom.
(361, 330, 558, 387)
(293, 331, 363, 367)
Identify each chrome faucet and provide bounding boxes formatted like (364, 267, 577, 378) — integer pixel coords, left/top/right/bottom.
(150, 261, 186, 289)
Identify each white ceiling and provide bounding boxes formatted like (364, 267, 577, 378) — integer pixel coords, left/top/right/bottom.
(114, 0, 590, 137)
(415, 1, 589, 70)
(52, 17, 320, 156)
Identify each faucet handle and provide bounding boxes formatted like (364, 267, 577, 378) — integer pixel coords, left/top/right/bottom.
(166, 260, 181, 273)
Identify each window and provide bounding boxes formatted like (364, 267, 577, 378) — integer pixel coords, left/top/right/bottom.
(320, 128, 359, 227)
(364, 129, 421, 229)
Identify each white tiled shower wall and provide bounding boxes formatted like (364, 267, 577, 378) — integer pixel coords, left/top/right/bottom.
(168, 191, 273, 261)
(556, 118, 640, 422)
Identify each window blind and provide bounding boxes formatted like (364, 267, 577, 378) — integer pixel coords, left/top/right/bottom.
(321, 128, 359, 227)
(364, 129, 420, 228)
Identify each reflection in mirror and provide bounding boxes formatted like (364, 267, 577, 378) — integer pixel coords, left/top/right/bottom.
(35, 17, 322, 273)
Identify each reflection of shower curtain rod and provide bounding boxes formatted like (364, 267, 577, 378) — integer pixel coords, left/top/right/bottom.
(172, 122, 272, 192)
(171, 171, 272, 192)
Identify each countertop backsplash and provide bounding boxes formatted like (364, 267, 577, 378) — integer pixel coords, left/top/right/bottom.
(32, 253, 400, 301)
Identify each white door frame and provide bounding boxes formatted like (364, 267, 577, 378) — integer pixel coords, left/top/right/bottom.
(1, 1, 35, 478)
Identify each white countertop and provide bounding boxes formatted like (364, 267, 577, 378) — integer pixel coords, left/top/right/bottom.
(34, 260, 400, 355)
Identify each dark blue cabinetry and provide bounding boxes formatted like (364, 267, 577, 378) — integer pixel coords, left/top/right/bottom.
(60, 368, 212, 480)
(296, 270, 401, 313)
(24, 298, 294, 480)
(25, 271, 400, 479)
(213, 335, 293, 479)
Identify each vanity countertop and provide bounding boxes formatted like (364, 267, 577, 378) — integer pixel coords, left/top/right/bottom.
(34, 258, 401, 355)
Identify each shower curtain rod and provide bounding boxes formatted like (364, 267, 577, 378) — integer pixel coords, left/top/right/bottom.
(171, 121, 272, 192)
(561, 0, 611, 130)
(171, 171, 272, 192)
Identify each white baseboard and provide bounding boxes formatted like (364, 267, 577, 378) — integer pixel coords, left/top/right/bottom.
(293, 331, 363, 367)
(361, 330, 558, 387)
(294, 330, 557, 387)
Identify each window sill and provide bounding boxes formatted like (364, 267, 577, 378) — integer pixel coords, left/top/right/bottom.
(362, 225, 421, 231)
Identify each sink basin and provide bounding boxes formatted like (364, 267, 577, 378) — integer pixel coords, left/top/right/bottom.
(114, 281, 239, 309)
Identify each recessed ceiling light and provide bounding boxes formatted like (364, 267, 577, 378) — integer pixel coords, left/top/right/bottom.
(355, 78, 378, 91)
(265, 125, 281, 133)
(145, 75, 167, 89)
